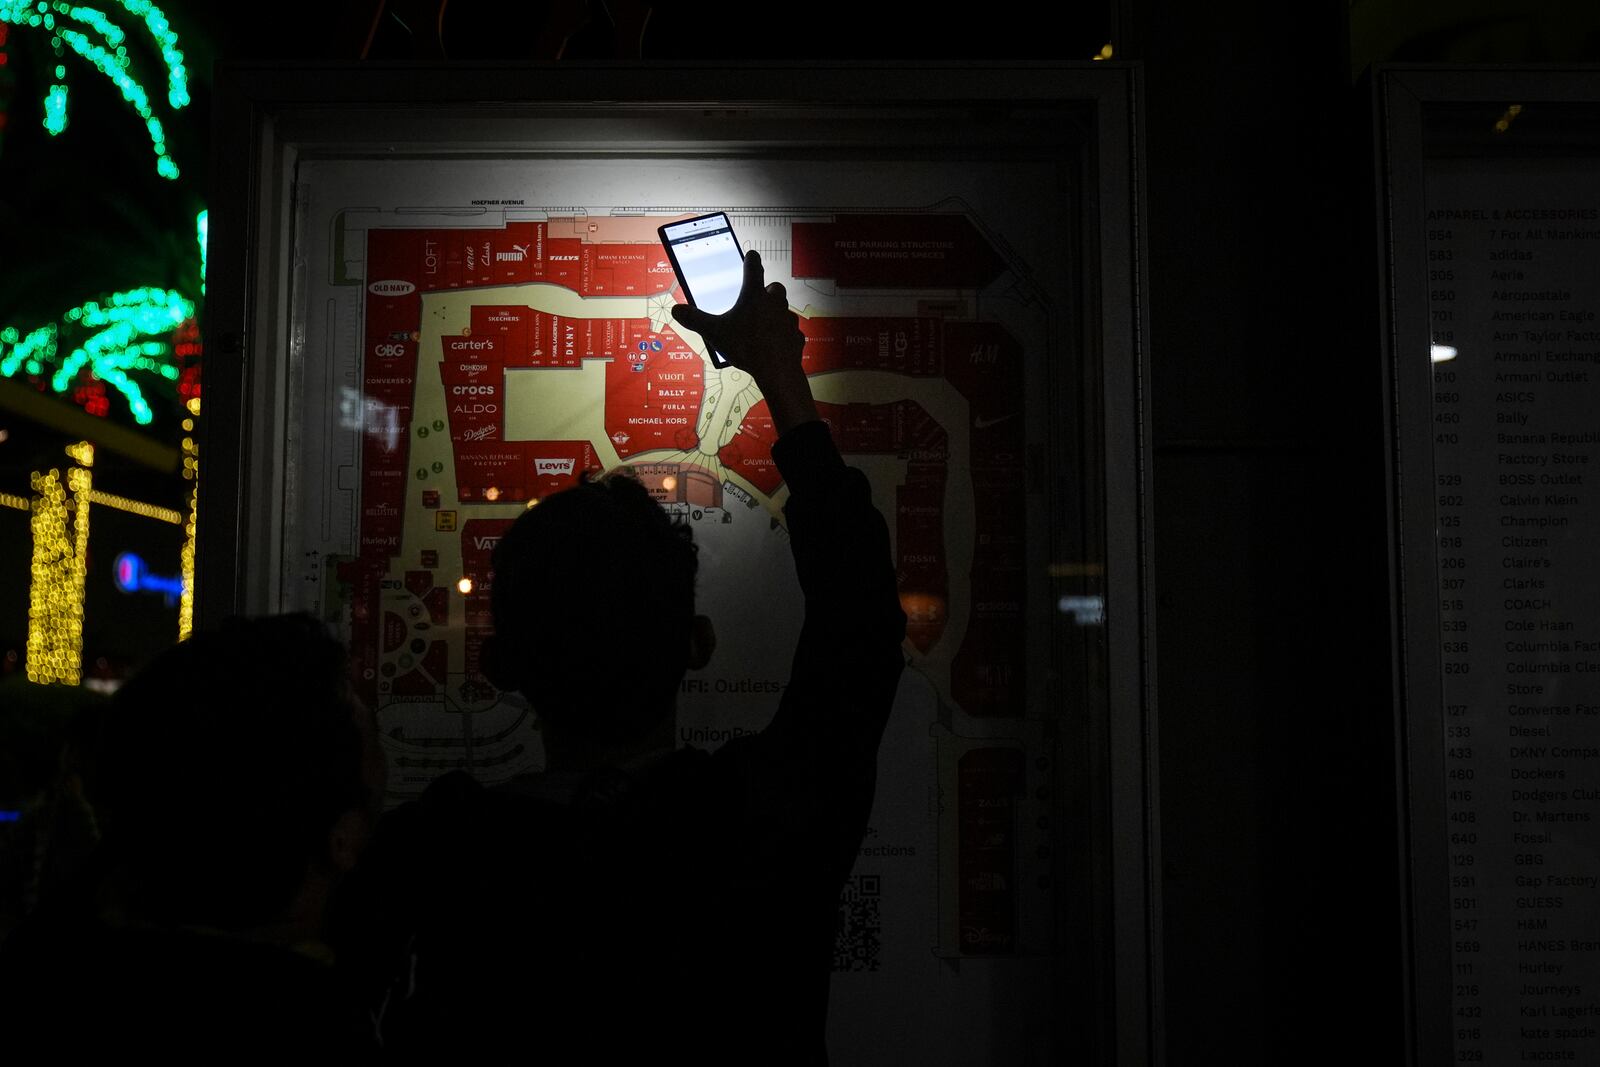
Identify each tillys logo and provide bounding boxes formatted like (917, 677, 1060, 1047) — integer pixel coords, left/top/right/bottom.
(535, 457, 575, 475)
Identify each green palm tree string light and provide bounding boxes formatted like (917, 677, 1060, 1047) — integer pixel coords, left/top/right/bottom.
(0, 0, 202, 427)
(0, 0, 188, 177)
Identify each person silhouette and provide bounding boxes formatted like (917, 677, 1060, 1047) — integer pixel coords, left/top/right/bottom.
(337, 251, 906, 1063)
(0, 614, 385, 1057)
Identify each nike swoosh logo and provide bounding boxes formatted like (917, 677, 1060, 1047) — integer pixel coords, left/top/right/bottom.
(973, 413, 1019, 430)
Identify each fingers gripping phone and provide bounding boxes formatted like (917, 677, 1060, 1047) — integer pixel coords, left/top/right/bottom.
(658, 212, 746, 368)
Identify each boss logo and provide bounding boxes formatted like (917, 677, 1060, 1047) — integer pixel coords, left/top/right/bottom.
(373, 343, 407, 357)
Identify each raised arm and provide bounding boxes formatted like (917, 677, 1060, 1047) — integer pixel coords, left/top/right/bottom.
(670, 249, 815, 434)
(672, 251, 906, 879)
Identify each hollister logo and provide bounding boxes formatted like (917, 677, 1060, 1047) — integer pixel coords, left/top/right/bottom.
(473, 535, 502, 551)
(535, 457, 575, 475)
(367, 279, 416, 296)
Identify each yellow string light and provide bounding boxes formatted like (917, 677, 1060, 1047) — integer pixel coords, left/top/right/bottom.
(68, 462, 92, 664)
(1494, 104, 1523, 134)
(87, 488, 181, 524)
(27, 468, 71, 683)
(177, 432, 198, 641)
(0, 491, 30, 511)
(25, 441, 92, 684)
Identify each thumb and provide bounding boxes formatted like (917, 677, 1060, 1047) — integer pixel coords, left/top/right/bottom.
(671, 303, 721, 339)
(738, 248, 764, 299)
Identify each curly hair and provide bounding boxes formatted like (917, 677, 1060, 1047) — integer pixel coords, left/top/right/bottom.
(490, 470, 698, 745)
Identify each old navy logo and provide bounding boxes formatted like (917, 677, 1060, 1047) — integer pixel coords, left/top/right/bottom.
(368, 279, 417, 296)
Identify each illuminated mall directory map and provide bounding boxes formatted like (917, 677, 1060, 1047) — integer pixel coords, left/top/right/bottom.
(286, 158, 1065, 1063)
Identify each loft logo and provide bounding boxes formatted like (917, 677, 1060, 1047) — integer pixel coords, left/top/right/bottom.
(368, 279, 417, 296)
(473, 535, 502, 551)
(535, 457, 575, 476)
(496, 243, 530, 262)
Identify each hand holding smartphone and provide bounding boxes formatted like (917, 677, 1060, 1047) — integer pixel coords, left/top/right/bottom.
(658, 213, 747, 368)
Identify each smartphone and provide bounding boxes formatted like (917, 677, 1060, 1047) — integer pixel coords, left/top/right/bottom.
(658, 212, 746, 368)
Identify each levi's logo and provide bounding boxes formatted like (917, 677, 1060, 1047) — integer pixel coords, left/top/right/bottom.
(535, 458, 575, 475)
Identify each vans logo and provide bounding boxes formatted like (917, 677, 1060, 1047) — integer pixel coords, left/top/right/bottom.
(473, 536, 502, 551)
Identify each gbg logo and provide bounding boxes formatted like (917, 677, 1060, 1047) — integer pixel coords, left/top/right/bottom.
(373, 343, 407, 357)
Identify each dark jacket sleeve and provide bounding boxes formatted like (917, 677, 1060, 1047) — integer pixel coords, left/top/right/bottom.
(725, 418, 907, 884)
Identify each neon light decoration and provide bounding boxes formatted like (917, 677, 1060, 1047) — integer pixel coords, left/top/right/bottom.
(0, 0, 190, 178)
(113, 550, 183, 599)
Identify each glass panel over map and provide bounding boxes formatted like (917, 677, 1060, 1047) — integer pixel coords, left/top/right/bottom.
(284, 155, 1087, 1062)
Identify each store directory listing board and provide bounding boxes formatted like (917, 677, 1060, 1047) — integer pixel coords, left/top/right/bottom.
(1382, 69, 1600, 1067)
(204, 65, 1155, 1066)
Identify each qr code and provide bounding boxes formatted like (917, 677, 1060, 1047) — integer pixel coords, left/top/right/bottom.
(833, 874, 882, 972)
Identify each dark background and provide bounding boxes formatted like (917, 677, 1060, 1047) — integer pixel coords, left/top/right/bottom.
(7, 0, 1600, 1059)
